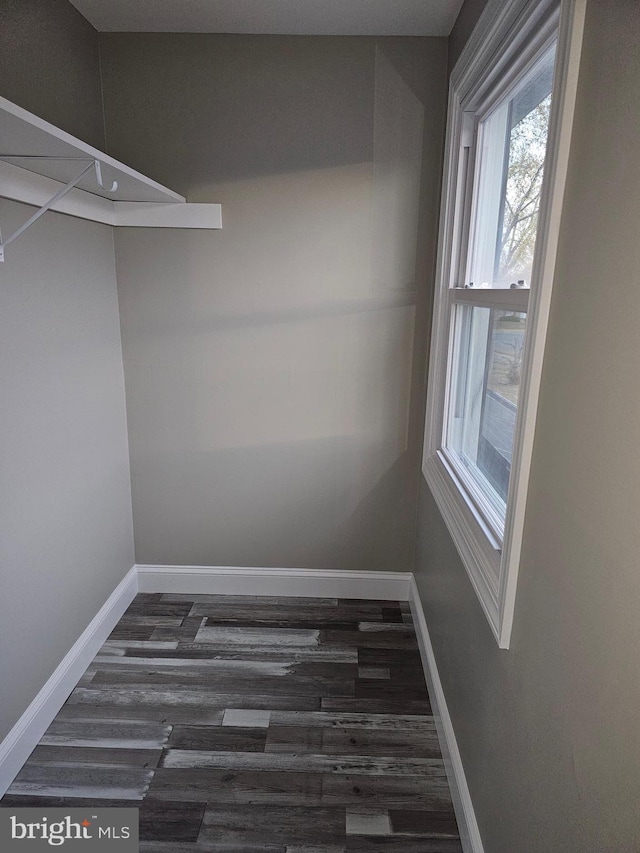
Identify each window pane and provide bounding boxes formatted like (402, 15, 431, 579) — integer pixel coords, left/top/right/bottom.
(446, 307, 527, 517)
(466, 46, 556, 290)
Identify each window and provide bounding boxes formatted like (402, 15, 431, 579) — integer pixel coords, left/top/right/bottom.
(444, 44, 555, 541)
(423, 0, 586, 647)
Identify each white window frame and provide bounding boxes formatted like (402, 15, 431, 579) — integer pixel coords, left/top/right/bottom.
(422, 0, 586, 648)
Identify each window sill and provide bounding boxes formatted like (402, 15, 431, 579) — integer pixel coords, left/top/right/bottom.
(422, 451, 504, 644)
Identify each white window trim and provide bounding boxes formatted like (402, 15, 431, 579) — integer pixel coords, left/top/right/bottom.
(422, 0, 586, 648)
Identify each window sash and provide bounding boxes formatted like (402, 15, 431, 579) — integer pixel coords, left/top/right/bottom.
(442, 296, 529, 541)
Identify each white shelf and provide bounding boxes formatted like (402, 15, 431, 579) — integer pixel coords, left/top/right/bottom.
(0, 95, 222, 238)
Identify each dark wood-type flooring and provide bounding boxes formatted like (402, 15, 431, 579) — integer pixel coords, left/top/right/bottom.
(1, 593, 462, 852)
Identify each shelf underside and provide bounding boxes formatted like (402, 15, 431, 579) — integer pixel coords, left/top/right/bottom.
(0, 96, 222, 231)
(0, 94, 186, 203)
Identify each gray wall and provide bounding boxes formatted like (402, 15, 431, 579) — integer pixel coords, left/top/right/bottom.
(447, 0, 487, 72)
(100, 34, 447, 570)
(415, 1, 640, 850)
(0, 201, 134, 742)
(0, 2, 132, 745)
(0, 0, 105, 148)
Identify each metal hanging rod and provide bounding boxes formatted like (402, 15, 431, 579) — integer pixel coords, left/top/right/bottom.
(0, 158, 118, 262)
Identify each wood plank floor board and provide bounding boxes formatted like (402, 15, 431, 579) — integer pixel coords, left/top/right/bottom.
(320, 631, 419, 650)
(200, 804, 345, 846)
(6, 764, 153, 800)
(389, 809, 461, 836)
(29, 745, 163, 768)
(108, 625, 156, 641)
(321, 698, 432, 715)
(264, 726, 324, 754)
(196, 620, 362, 631)
(56, 704, 226, 726)
(380, 608, 404, 623)
(357, 648, 423, 666)
(138, 799, 206, 842)
(267, 711, 435, 732)
(286, 662, 359, 679)
(319, 775, 452, 810)
(318, 727, 443, 759)
(118, 616, 184, 626)
(285, 846, 346, 853)
(91, 656, 301, 672)
(68, 688, 322, 711)
(104, 640, 180, 651)
(356, 623, 416, 633)
(357, 666, 390, 680)
(0, 593, 460, 850)
(192, 605, 384, 623)
(194, 626, 322, 647)
(151, 617, 206, 642)
(40, 718, 172, 748)
(144, 646, 358, 663)
(168, 725, 268, 752)
(161, 594, 338, 607)
(124, 603, 194, 618)
(0, 795, 140, 809)
(354, 682, 430, 702)
(160, 750, 448, 777)
(88, 670, 355, 699)
(147, 768, 324, 804)
(345, 838, 463, 852)
(345, 809, 392, 835)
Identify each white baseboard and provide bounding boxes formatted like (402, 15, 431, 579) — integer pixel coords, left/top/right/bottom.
(136, 564, 412, 601)
(409, 576, 484, 853)
(0, 566, 138, 798)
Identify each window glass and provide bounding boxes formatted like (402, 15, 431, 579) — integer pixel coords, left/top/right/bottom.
(466, 47, 556, 290)
(447, 307, 527, 519)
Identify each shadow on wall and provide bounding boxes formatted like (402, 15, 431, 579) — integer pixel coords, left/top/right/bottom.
(108, 37, 443, 570)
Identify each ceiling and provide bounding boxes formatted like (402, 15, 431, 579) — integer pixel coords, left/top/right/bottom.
(67, 0, 464, 37)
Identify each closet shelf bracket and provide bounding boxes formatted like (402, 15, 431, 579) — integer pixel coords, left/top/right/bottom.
(0, 158, 118, 262)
